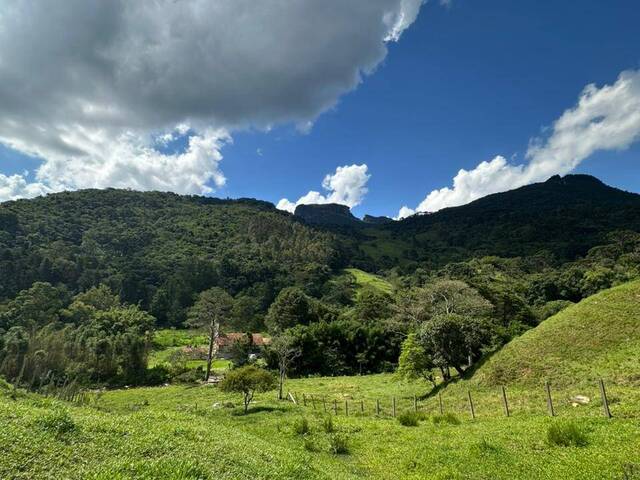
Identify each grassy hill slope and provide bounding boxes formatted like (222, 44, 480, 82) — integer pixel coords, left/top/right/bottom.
(344, 268, 393, 295)
(471, 280, 640, 388)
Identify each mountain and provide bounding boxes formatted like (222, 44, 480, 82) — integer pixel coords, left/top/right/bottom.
(294, 203, 361, 226)
(1, 174, 639, 314)
(0, 189, 342, 324)
(362, 214, 393, 225)
(347, 174, 640, 270)
(470, 279, 640, 387)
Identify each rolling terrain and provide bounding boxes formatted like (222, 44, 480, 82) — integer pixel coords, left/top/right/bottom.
(1, 282, 640, 479)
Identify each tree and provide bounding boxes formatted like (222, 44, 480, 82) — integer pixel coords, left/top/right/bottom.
(0, 282, 69, 331)
(269, 332, 300, 400)
(265, 287, 311, 333)
(187, 287, 234, 381)
(353, 288, 393, 324)
(391, 279, 493, 336)
(218, 365, 276, 414)
(227, 333, 252, 368)
(395, 333, 435, 386)
(420, 313, 493, 378)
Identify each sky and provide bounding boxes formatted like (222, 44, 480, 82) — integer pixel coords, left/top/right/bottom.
(0, 0, 639, 219)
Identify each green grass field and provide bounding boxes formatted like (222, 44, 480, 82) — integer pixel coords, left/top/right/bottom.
(2, 374, 639, 479)
(344, 268, 393, 295)
(149, 329, 231, 371)
(2, 283, 639, 479)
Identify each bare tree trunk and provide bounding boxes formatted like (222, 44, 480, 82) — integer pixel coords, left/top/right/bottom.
(278, 365, 285, 400)
(205, 320, 219, 381)
(244, 392, 252, 414)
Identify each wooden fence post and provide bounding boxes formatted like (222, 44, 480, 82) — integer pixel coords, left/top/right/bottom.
(302, 393, 307, 406)
(360, 400, 364, 414)
(467, 391, 475, 419)
(413, 395, 418, 413)
(311, 395, 316, 410)
(598, 379, 612, 419)
(501, 386, 510, 417)
(545, 381, 555, 417)
(333, 399, 337, 415)
(376, 399, 380, 416)
(438, 392, 444, 415)
(345, 400, 349, 416)
(392, 397, 396, 417)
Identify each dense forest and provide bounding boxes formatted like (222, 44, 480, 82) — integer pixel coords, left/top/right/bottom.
(1, 174, 640, 388)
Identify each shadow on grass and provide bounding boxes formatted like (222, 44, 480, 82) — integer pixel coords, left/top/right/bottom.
(419, 348, 503, 401)
(231, 405, 288, 416)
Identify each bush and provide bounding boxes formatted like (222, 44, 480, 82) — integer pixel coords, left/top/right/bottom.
(547, 421, 588, 447)
(144, 365, 171, 386)
(218, 365, 276, 414)
(397, 411, 420, 427)
(293, 417, 310, 435)
(303, 437, 320, 452)
(329, 433, 349, 455)
(172, 367, 205, 384)
(321, 415, 334, 433)
(433, 413, 461, 425)
(35, 409, 77, 436)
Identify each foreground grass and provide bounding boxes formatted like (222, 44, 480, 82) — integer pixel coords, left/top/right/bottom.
(2, 374, 639, 479)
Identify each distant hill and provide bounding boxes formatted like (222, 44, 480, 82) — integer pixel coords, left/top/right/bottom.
(0, 189, 341, 325)
(2, 174, 640, 318)
(294, 203, 361, 226)
(470, 280, 640, 387)
(346, 174, 640, 270)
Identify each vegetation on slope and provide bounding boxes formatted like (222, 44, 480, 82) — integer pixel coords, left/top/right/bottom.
(471, 280, 640, 388)
(1, 375, 639, 479)
(344, 268, 393, 295)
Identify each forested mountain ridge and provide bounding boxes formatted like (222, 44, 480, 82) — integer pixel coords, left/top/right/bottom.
(0, 189, 343, 326)
(329, 174, 640, 271)
(2, 174, 640, 324)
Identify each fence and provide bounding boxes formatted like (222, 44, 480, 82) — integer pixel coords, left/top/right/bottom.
(288, 378, 625, 421)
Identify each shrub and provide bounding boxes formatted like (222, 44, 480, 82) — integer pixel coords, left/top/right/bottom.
(397, 411, 420, 427)
(144, 365, 171, 386)
(472, 439, 501, 455)
(218, 365, 276, 414)
(329, 433, 349, 455)
(303, 437, 320, 452)
(35, 409, 77, 436)
(293, 417, 310, 435)
(547, 421, 588, 447)
(321, 415, 334, 433)
(433, 413, 461, 425)
(172, 367, 205, 384)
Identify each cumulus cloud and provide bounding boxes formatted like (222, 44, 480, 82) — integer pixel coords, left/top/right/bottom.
(0, 173, 50, 202)
(398, 69, 640, 218)
(277, 164, 370, 213)
(0, 0, 424, 202)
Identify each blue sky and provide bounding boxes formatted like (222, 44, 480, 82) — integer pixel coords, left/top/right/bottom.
(0, 0, 639, 218)
(219, 0, 640, 217)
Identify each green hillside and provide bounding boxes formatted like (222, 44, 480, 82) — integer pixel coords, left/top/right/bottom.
(472, 280, 640, 388)
(344, 268, 393, 295)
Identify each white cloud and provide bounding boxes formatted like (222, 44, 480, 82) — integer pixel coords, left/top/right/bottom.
(398, 69, 640, 218)
(0, 173, 50, 202)
(277, 164, 371, 213)
(395, 206, 416, 219)
(0, 0, 424, 201)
